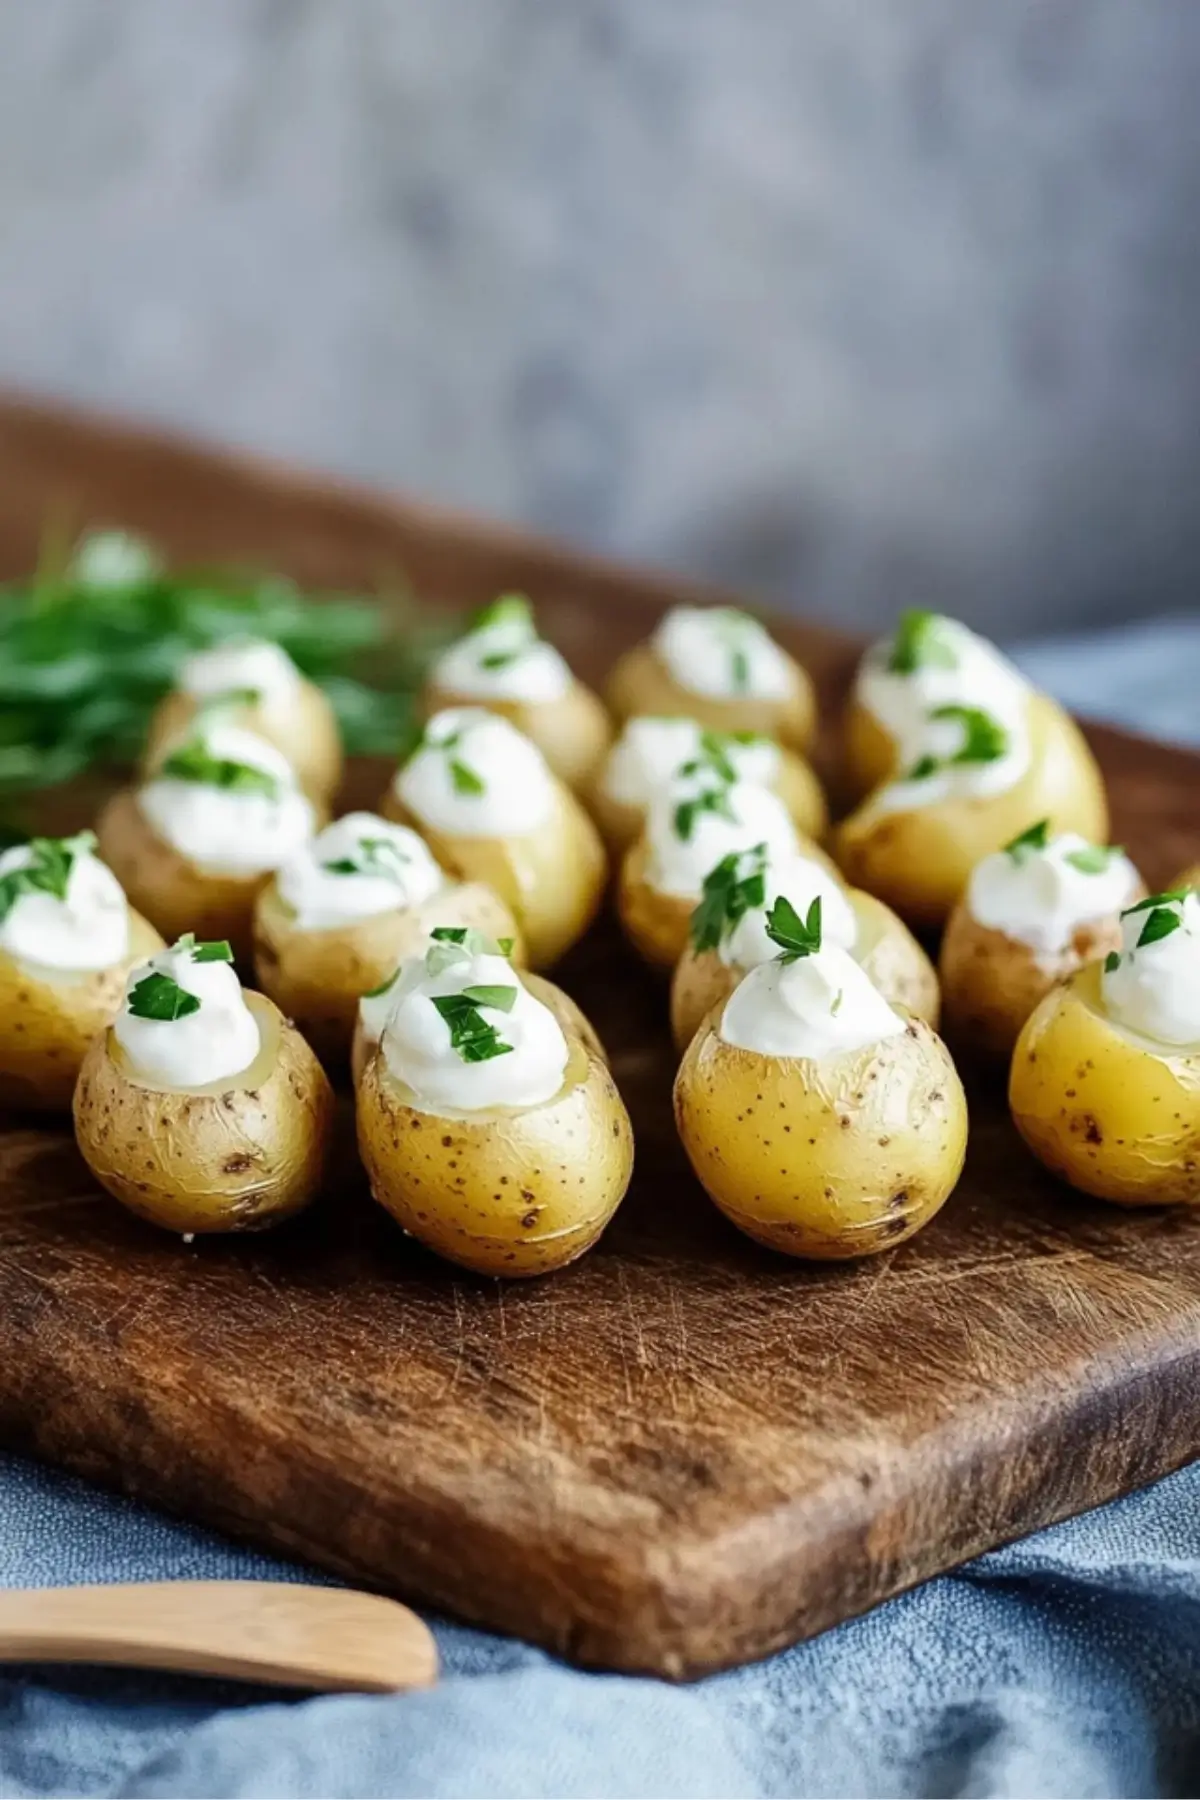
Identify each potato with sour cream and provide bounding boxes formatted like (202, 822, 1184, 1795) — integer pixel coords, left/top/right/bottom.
(96, 722, 321, 964)
(670, 842, 938, 1053)
(940, 819, 1142, 1059)
(0, 832, 165, 1111)
(674, 896, 967, 1258)
(356, 928, 633, 1276)
(585, 715, 827, 857)
(73, 934, 333, 1234)
(419, 593, 612, 792)
(605, 605, 817, 753)
(379, 708, 606, 969)
(1010, 890, 1200, 1206)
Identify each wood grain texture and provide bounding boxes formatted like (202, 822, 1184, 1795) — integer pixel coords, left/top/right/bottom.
(0, 393, 1198, 1678)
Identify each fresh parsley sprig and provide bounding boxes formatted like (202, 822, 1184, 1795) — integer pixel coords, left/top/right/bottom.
(887, 610, 958, 675)
(766, 894, 823, 963)
(468, 593, 537, 672)
(158, 740, 281, 797)
(322, 836, 412, 880)
(407, 723, 486, 797)
(1004, 819, 1050, 862)
(430, 990, 516, 1063)
(425, 925, 515, 977)
(1123, 890, 1190, 951)
(689, 844, 768, 953)
(125, 935, 234, 1020)
(674, 785, 737, 842)
(907, 704, 1008, 781)
(0, 829, 96, 923)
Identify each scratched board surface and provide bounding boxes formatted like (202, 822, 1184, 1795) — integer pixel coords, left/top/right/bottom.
(0, 396, 1199, 1677)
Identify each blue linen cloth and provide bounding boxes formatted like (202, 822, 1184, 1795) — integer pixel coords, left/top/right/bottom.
(3, 616, 1199, 1800)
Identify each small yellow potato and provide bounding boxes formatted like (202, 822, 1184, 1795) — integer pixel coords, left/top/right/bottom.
(144, 676, 342, 804)
(941, 909, 1124, 1062)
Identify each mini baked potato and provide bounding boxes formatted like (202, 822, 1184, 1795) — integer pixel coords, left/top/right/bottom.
(74, 936, 333, 1234)
(585, 715, 827, 856)
(419, 593, 612, 792)
(356, 932, 632, 1276)
(605, 604, 817, 752)
(674, 902, 967, 1258)
(1010, 890, 1200, 1206)
(380, 708, 606, 969)
(0, 832, 165, 1111)
(940, 821, 1142, 1059)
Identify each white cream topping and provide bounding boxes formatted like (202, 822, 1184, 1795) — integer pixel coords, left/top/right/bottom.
(644, 776, 799, 900)
(721, 945, 906, 1059)
(432, 605, 571, 703)
(857, 615, 1030, 769)
(601, 717, 780, 810)
(179, 639, 302, 711)
(721, 853, 857, 970)
(967, 833, 1139, 959)
(275, 812, 443, 931)
(653, 606, 795, 701)
(138, 723, 315, 877)
(1102, 892, 1200, 1049)
(112, 942, 261, 1088)
(394, 708, 556, 838)
(380, 946, 568, 1113)
(864, 702, 1031, 818)
(0, 840, 129, 972)
(71, 529, 161, 591)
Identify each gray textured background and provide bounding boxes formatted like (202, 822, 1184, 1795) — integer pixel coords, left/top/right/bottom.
(1, 0, 1198, 636)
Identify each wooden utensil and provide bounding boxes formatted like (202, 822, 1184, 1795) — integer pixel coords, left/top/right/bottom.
(0, 1581, 438, 1692)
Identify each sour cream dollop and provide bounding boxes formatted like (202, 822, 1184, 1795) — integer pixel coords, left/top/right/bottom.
(276, 813, 443, 931)
(967, 833, 1139, 960)
(380, 947, 568, 1113)
(0, 838, 129, 972)
(179, 639, 302, 711)
(1102, 891, 1200, 1049)
(601, 717, 780, 811)
(644, 777, 798, 899)
(112, 941, 261, 1088)
(866, 702, 1031, 817)
(857, 615, 1030, 767)
(720, 852, 857, 970)
(653, 606, 796, 702)
(721, 945, 906, 1060)
(139, 724, 315, 876)
(394, 708, 556, 837)
(431, 600, 571, 703)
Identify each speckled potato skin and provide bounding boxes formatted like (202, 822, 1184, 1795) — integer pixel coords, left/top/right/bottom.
(253, 879, 524, 1071)
(143, 680, 343, 802)
(72, 992, 334, 1234)
(674, 1009, 968, 1259)
(669, 889, 939, 1054)
(940, 896, 1134, 1062)
(419, 678, 613, 794)
(833, 694, 1110, 930)
(585, 742, 829, 858)
(95, 787, 327, 967)
(842, 693, 898, 806)
(604, 641, 817, 754)
(1009, 962, 1200, 1206)
(0, 910, 165, 1112)
(379, 782, 606, 970)
(356, 1036, 634, 1277)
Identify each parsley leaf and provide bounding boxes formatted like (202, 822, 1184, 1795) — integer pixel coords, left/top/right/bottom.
(159, 740, 280, 797)
(887, 610, 959, 675)
(930, 704, 1008, 765)
(1104, 951, 1122, 973)
(470, 593, 534, 636)
(460, 984, 517, 1012)
(191, 939, 234, 963)
(1065, 843, 1122, 876)
(0, 829, 96, 923)
(674, 785, 737, 842)
(321, 836, 411, 880)
(127, 971, 201, 1021)
(766, 894, 823, 963)
(1121, 890, 1189, 951)
(430, 992, 514, 1063)
(449, 757, 485, 796)
(425, 926, 514, 976)
(1005, 819, 1051, 862)
(689, 844, 768, 953)
(731, 646, 751, 691)
(1122, 890, 1189, 915)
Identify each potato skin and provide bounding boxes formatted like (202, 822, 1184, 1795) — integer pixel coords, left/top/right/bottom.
(356, 1036, 634, 1277)
(0, 910, 165, 1112)
(1009, 962, 1200, 1207)
(604, 640, 817, 754)
(253, 879, 524, 1071)
(669, 889, 939, 1054)
(833, 694, 1110, 930)
(73, 992, 334, 1234)
(379, 782, 606, 970)
(1171, 863, 1200, 893)
(842, 693, 898, 806)
(585, 742, 829, 858)
(940, 899, 1129, 1062)
(95, 787, 326, 967)
(143, 680, 343, 802)
(674, 1010, 967, 1259)
(419, 678, 613, 794)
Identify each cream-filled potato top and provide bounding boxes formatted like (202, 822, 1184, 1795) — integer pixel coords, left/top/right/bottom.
(112, 935, 260, 1088)
(1101, 890, 1200, 1049)
(653, 606, 796, 702)
(139, 722, 315, 876)
(394, 708, 556, 838)
(720, 898, 904, 1060)
(644, 774, 798, 899)
(0, 832, 129, 972)
(601, 717, 779, 810)
(966, 821, 1139, 958)
(178, 638, 303, 711)
(376, 929, 568, 1113)
(430, 594, 571, 704)
(857, 612, 1029, 761)
(276, 813, 442, 931)
(690, 842, 856, 970)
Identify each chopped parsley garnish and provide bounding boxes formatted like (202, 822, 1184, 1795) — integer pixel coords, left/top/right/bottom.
(709, 608, 759, 693)
(470, 593, 534, 636)
(126, 972, 201, 1021)
(174, 933, 234, 963)
(407, 723, 485, 797)
(1123, 890, 1189, 951)
(887, 610, 959, 675)
(425, 926, 515, 976)
(689, 843, 768, 953)
(1104, 951, 1121, 973)
(907, 704, 1008, 780)
(430, 990, 516, 1063)
(322, 836, 412, 880)
(159, 739, 280, 797)
(766, 894, 823, 963)
(678, 730, 744, 787)
(1004, 819, 1050, 862)
(674, 785, 737, 842)
(449, 757, 485, 796)
(1064, 843, 1122, 876)
(731, 646, 751, 691)
(0, 830, 95, 923)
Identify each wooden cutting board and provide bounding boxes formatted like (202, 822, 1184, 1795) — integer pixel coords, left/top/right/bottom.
(1, 394, 1199, 1679)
